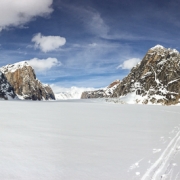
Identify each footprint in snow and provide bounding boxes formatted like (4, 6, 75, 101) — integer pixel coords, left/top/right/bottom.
(161, 174, 168, 179)
(160, 136, 167, 144)
(153, 149, 161, 154)
(135, 172, 140, 176)
(175, 172, 180, 180)
(169, 130, 174, 134)
(172, 163, 177, 166)
(148, 160, 153, 165)
(128, 158, 143, 171)
(160, 136, 164, 141)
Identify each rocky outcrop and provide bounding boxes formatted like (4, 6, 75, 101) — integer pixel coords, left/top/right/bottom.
(81, 89, 106, 99)
(112, 45, 180, 105)
(81, 80, 120, 99)
(0, 71, 17, 100)
(43, 84, 56, 100)
(0, 62, 55, 100)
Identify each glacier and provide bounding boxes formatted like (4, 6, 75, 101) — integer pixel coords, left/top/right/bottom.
(0, 100, 180, 179)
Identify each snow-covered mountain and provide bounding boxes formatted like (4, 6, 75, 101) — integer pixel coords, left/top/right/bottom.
(111, 45, 180, 105)
(0, 61, 55, 100)
(55, 87, 95, 100)
(81, 45, 180, 105)
(81, 80, 120, 99)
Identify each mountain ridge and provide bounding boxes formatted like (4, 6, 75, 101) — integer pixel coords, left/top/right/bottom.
(111, 45, 180, 105)
(81, 45, 180, 105)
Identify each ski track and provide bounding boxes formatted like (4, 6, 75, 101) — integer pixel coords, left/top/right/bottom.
(141, 126, 180, 180)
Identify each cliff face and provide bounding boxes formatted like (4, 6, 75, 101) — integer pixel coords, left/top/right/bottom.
(81, 80, 120, 99)
(0, 62, 55, 100)
(0, 71, 16, 100)
(112, 45, 180, 105)
(81, 89, 106, 99)
(43, 84, 56, 100)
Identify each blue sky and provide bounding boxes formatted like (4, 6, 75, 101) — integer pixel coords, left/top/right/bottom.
(0, 0, 180, 92)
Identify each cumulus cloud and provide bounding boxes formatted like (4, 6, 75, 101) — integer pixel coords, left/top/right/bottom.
(26, 57, 61, 72)
(117, 58, 141, 70)
(32, 33, 66, 52)
(0, 0, 53, 30)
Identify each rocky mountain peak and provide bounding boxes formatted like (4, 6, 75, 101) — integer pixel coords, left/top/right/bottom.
(150, 45, 179, 55)
(81, 45, 180, 105)
(111, 45, 180, 105)
(150, 44, 165, 50)
(2, 61, 30, 71)
(0, 61, 55, 100)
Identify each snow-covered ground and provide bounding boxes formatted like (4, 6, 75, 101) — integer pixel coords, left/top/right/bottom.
(0, 100, 180, 180)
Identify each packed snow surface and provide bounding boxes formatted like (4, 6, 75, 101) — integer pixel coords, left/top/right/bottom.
(0, 100, 180, 180)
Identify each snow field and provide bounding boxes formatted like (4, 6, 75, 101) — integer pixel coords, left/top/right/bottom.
(0, 100, 180, 179)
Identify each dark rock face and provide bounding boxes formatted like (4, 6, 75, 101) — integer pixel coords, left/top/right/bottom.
(112, 45, 180, 105)
(0, 71, 16, 100)
(0, 62, 55, 100)
(81, 89, 106, 99)
(43, 84, 56, 100)
(81, 80, 120, 99)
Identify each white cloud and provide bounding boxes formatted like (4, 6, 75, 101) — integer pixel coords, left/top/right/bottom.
(32, 33, 66, 52)
(117, 58, 141, 70)
(0, 0, 53, 30)
(26, 57, 61, 72)
(61, 3, 109, 38)
(87, 10, 109, 37)
(89, 43, 97, 47)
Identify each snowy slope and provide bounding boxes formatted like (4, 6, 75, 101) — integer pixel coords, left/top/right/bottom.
(0, 100, 180, 179)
